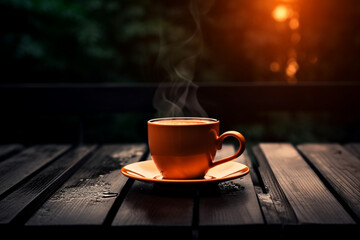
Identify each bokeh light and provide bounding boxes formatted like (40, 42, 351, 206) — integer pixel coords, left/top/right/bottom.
(272, 5, 291, 22)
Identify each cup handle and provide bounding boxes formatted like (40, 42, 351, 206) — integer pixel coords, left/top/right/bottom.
(211, 131, 246, 167)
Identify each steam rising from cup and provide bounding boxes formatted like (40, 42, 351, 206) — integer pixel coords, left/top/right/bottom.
(153, 0, 214, 118)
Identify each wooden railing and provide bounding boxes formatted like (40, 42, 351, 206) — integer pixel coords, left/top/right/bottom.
(1, 82, 359, 113)
(1, 82, 359, 144)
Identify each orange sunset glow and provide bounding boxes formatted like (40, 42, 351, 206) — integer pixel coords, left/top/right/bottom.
(272, 5, 291, 22)
(270, 1, 301, 83)
(202, 0, 322, 84)
(2, 0, 359, 85)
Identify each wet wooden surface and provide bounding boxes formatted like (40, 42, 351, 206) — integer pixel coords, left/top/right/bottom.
(0, 143, 359, 239)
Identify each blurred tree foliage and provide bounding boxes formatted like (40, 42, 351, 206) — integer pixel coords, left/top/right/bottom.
(1, 0, 359, 83)
(0, 0, 359, 144)
(0, 0, 163, 83)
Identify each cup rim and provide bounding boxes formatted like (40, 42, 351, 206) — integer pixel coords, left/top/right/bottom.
(148, 117, 219, 125)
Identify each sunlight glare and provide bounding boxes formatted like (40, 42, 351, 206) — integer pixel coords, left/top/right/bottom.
(286, 59, 299, 77)
(289, 18, 299, 30)
(272, 5, 290, 22)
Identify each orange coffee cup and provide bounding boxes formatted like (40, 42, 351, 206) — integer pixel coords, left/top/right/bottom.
(147, 117, 245, 179)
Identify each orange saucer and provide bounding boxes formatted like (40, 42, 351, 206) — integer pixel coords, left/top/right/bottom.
(121, 160, 249, 184)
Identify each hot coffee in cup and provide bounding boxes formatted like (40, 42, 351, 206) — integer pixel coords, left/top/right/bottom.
(147, 117, 245, 179)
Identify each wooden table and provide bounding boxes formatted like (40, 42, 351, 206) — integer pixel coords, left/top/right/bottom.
(0, 143, 359, 239)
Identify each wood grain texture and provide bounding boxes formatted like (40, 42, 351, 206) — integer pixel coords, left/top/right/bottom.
(297, 143, 360, 220)
(252, 145, 297, 225)
(112, 179, 194, 227)
(199, 145, 264, 226)
(259, 143, 354, 224)
(0, 144, 71, 197)
(0, 144, 24, 162)
(26, 144, 147, 225)
(0, 145, 97, 224)
(112, 153, 194, 227)
(344, 143, 360, 159)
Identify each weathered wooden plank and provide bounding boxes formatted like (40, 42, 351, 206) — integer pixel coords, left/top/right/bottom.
(344, 143, 360, 159)
(112, 153, 194, 227)
(0, 144, 24, 162)
(252, 145, 297, 225)
(112, 179, 194, 226)
(198, 146, 264, 226)
(112, 152, 194, 239)
(26, 144, 147, 225)
(113, 144, 263, 239)
(297, 143, 360, 221)
(0, 145, 97, 224)
(259, 143, 354, 224)
(0, 144, 71, 197)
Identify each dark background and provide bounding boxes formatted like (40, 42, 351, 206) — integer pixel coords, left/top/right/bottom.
(0, 0, 359, 144)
